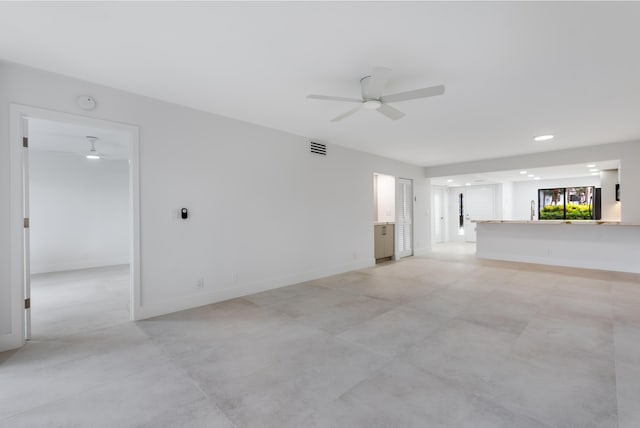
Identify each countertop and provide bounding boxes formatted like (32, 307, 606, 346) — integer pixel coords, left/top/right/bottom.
(473, 220, 640, 226)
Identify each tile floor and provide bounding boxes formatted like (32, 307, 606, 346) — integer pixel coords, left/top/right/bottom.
(1, 247, 639, 427)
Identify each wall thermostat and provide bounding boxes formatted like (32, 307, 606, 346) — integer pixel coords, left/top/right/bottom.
(76, 95, 96, 111)
(181, 208, 188, 219)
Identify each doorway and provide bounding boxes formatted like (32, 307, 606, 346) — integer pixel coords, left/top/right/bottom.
(463, 186, 496, 242)
(9, 105, 140, 346)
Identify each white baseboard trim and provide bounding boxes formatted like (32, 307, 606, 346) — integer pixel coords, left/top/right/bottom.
(137, 258, 375, 320)
(31, 258, 129, 274)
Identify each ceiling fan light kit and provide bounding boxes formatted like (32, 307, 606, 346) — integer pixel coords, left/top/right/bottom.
(307, 67, 445, 122)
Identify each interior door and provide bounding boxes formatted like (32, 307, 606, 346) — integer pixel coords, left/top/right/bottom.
(464, 186, 495, 242)
(397, 178, 413, 258)
(22, 117, 31, 340)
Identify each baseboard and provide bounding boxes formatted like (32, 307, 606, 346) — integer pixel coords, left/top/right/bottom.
(31, 258, 129, 274)
(136, 258, 375, 320)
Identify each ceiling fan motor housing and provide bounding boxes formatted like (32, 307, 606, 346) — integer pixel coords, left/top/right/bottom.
(360, 75, 376, 100)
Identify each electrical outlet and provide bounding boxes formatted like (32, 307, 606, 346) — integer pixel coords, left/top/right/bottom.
(195, 278, 204, 289)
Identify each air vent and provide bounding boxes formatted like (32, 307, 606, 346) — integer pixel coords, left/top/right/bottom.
(310, 141, 327, 156)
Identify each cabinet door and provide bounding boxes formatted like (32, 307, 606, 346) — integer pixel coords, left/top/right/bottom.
(374, 225, 386, 259)
(385, 225, 395, 258)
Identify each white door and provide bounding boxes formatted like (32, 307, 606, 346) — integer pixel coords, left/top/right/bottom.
(22, 117, 31, 340)
(433, 187, 444, 243)
(464, 186, 495, 242)
(397, 178, 413, 258)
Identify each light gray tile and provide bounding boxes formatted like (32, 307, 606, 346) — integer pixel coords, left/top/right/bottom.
(405, 319, 518, 390)
(338, 306, 447, 357)
(304, 359, 548, 428)
(268, 286, 396, 334)
(616, 361, 640, 428)
(0, 361, 205, 428)
(480, 353, 617, 428)
(208, 335, 388, 428)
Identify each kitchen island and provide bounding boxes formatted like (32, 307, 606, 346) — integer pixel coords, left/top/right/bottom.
(474, 220, 640, 273)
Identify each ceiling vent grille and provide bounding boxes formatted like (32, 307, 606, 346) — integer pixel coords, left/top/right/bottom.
(310, 141, 327, 156)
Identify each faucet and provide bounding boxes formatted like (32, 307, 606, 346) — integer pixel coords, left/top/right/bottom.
(530, 200, 536, 221)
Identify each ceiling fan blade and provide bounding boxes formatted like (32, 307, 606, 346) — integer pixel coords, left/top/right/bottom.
(365, 67, 392, 99)
(307, 94, 362, 103)
(376, 103, 405, 120)
(381, 85, 445, 104)
(330, 105, 363, 122)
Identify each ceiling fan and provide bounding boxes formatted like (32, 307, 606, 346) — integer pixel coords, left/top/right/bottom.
(307, 67, 445, 122)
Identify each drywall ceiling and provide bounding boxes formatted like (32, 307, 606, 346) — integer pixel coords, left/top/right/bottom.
(1, 2, 639, 166)
(28, 118, 130, 160)
(430, 160, 620, 187)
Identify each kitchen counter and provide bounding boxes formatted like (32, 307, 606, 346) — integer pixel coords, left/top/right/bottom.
(473, 219, 638, 226)
(475, 220, 640, 273)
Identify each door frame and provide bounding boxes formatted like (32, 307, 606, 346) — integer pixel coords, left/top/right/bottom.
(6, 104, 141, 349)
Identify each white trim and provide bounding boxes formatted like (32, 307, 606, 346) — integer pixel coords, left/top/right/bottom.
(2, 104, 142, 352)
(30, 260, 130, 275)
(138, 259, 374, 320)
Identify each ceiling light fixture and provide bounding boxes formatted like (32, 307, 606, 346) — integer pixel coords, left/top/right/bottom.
(447, 179, 453, 183)
(528, 174, 534, 177)
(85, 136, 101, 160)
(465, 183, 471, 186)
(587, 164, 596, 168)
(591, 172, 600, 176)
(363, 99, 382, 110)
(589, 168, 599, 172)
(520, 171, 527, 174)
(534, 135, 554, 142)
(534, 177, 541, 180)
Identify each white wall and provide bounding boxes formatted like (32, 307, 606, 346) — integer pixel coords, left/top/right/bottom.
(0, 61, 430, 346)
(375, 173, 395, 223)
(600, 170, 621, 221)
(425, 141, 640, 223)
(29, 150, 129, 274)
(501, 181, 514, 220)
(512, 176, 600, 220)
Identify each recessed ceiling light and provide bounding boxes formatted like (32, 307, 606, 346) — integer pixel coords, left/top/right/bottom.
(534, 135, 554, 142)
(465, 183, 471, 186)
(528, 174, 534, 177)
(591, 172, 600, 176)
(520, 171, 527, 174)
(589, 168, 599, 172)
(534, 177, 541, 180)
(587, 164, 596, 168)
(447, 179, 453, 183)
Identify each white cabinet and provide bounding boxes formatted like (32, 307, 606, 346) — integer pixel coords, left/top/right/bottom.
(374, 224, 394, 261)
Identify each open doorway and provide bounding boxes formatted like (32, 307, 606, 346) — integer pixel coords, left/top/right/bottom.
(9, 104, 141, 346)
(373, 173, 413, 263)
(27, 118, 132, 339)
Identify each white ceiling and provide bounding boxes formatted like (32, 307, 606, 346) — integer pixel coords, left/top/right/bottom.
(430, 160, 620, 187)
(28, 118, 130, 160)
(1, 2, 639, 166)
